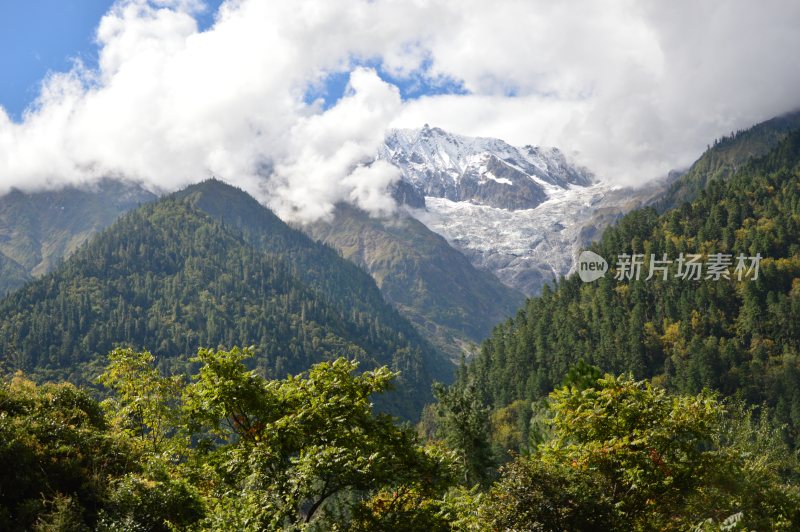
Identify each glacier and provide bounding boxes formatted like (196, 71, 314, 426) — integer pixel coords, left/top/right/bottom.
(378, 125, 665, 295)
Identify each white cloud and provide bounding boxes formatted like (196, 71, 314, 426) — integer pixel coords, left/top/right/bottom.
(0, 0, 799, 213)
(269, 67, 402, 221)
(0, 0, 415, 219)
(392, 0, 800, 184)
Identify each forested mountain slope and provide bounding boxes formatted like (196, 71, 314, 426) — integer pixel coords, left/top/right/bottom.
(657, 110, 800, 210)
(464, 128, 800, 442)
(0, 251, 31, 296)
(171, 180, 447, 353)
(0, 182, 452, 418)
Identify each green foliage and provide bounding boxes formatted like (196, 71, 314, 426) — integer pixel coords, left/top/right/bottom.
(480, 374, 800, 531)
(560, 358, 602, 390)
(0, 373, 200, 531)
(430, 381, 495, 486)
(483, 457, 617, 531)
(33, 494, 90, 532)
(2, 347, 465, 530)
(489, 399, 532, 459)
(5, 347, 800, 529)
(185, 348, 457, 529)
(0, 375, 133, 530)
(435, 485, 485, 531)
(344, 476, 487, 531)
(543, 374, 724, 527)
(346, 486, 454, 532)
(690, 512, 746, 532)
(98, 348, 184, 454)
(96, 468, 204, 532)
(182, 346, 273, 442)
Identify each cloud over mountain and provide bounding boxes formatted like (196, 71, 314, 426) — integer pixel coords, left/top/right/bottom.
(0, 0, 798, 219)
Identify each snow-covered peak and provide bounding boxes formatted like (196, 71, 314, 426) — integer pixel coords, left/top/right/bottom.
(379, 126, 594, 210)
(385, 125, 520, 170)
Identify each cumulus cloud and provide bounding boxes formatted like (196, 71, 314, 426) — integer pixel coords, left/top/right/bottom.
(0, 0, 799, 215)
(269, 67, 402, 221)
(0, 0, 415, 220)
(391, 0, 800, 184)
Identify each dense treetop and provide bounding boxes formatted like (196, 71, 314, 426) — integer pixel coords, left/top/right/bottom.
(3, 350, 797, 530)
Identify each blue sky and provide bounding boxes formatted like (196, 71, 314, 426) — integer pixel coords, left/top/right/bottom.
(0, 0, 223, 120)
(0, 0, 466, 119)
(307, 59, 468, 110)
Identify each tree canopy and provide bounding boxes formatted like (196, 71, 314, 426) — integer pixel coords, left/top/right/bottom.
(2, 351, 798, 529)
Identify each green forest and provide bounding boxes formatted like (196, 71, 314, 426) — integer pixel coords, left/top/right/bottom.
(0, 182, 451, 420)
(461, 129, 800, 445)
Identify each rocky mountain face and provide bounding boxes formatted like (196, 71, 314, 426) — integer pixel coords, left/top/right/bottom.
(380, 125, 593, 211)
(304, 205, 524, 360)
(379, 126, 662, 296)
(0, 180, 156, 295)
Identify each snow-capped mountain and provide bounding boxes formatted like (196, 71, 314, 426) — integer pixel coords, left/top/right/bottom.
(380, 125, 594, 210)
(379, 126, 666, 295)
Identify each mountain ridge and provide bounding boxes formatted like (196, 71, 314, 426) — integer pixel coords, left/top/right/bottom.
(380, 125, 594, 211)
(304, 204, 525, 359)
(0, 180, 452, 419)
(459, 125, 800, 443)
(656, 109, 800, 211)
(376, 125, 671, 295)
(0, 179, 157, 294)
